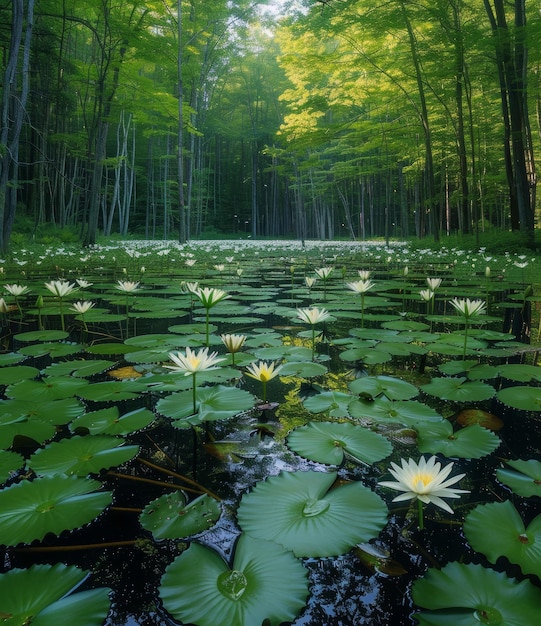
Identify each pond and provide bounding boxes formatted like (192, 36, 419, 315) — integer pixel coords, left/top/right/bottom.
(0, 240, 540, 626)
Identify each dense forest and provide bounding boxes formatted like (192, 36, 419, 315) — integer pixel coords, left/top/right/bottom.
(0, 0, 539, 252)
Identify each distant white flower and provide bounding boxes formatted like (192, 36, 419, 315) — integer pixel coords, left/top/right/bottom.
(245, 360, 283, 383)
(195, 287, 230, 308)
(185, 259, 197, 267)
(426, 277, 442, 291)
(214, 264, 225, 271)
(221, 333, 246, 353)
(346, 279, 375, 294)
(166, 346, 224, 375)
(115, 280, 140, 293)
(315, 267, 333, 280)
(419, 289, 435, 302)
(305, 276, 316, 288)
(514, 261, 528, 269)
(379, 455, 469, 514)
(76, 279, 93, 288)
(296, 307, 331, 325)
(358, 270, 371, 280)
(485, 266, 491, 278)
(45, 280, 78, 298)
(180, 281, 199, 294)
(449, 297, 486, 319)
(4, 283, 30, 297)
(0, 297, 9, 313)
(70, 301, 95, 315)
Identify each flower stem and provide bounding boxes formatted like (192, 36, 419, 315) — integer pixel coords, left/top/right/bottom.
(418, 498, 424, 530)
(192, 372, 197, 415)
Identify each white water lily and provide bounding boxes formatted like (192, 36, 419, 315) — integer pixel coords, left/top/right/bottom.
(115, 280, 140, 293)
(4, 283, 30, 297)
(296, 307, 331, 325)
(194, 286, 229, 308)
(357, 269, 371, 280)
(221, 333, 246, 353)
(76, 279, 93, 288)
(419, 289, 435, 302)
(166, 346, 224, 376)
(245, 360, 283, 383)
(314, 267, 333, 280)
(379, 456, 469, 516)
(449, 297, 486, 319)
(346, 279, 375, 294)
(0, 297, 9, 313)
(180, 281, 199, 294)
(305, 276, 316, 288)
(70, 300, 95, 315)
(45, 280, 78, 298)
(426, 277, 442, 290)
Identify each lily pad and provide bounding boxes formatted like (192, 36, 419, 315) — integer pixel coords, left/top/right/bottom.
(464, 500, 541, 579)
(279, 361, 328, 378)
(498, 363, 541, 382)
(349, 375, 418, 401)
(416, 420, 500, 459)
(0, 449, 24, 484)
(14, 330, 69, 342)
(19, 341, 83, 358)
(0, 365, 40, 385)
(0, 475, 112, 546)
(5, 376, 89, 401)
(496, 459, 541, 497)
(70, 407, 156, 436)
(43, 359, 117, 378)
(76, 380, 142, 402)
(0, 352, 26, 366)
(237, 470, 388, 557)
(349, 397, 442, 427)
(412, 561, 541, 625)
(421, 377, 495, 402)
(157, 385, 255, 427)
(303, 391, 356, 417)
(287, 421, 392, 466)
(160, 534, 308, 626)
(0, 564, 111, 626)
(497, 386, 541, 411)
(28, 435, 139, 477)
(140, 492, 221, 540)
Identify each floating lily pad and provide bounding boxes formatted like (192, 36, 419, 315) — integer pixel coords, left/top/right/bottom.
(43, 359, 117, 378)
(157, 385, 255, 427)
(421, 377, 495, 402)
(349, 375, 418, 401)
(0, 396, 85, 426)
(0, 475, 112, 546)
(140, 492, 221, 540)
(303, 391, 355, 417)
(0, 365, 40, 385)
(5, 376, 89, 401)
(0, 352, 26, 366)
(19, 341, 83, 358)
(416, 420, 500, 458)
(412, 561, 541, 625)
(496, 459, 541, 497)
(464, 500, 541, 579)
(70, 406, 156, 436)
(498, 364, 541, 383)
(349, 397, 442, 427)
(237, 470, 388, 557)
(287, 421, 392, 466)
(0, 449, 24, 483)
(0, 564, 111, 626)
(339, 346, 392, 365)
(497, 386, 541, 411)
(14, 330, 69, 342)
(455, 409, 503, 431)
(160, 534, 308, 626)
(279, 361, 328, 378)
(76, 381, 142, 402)
(29, 435, 139, 477)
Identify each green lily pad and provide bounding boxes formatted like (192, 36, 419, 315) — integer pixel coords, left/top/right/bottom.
(412, 561, 541, 625)
(497, 386, 541, 411)
(0, 449, 24, 483)
(496, 459, 541, 497)
(349, 375, 418, 400)
(421, 377, 495, 402)
(70, 406, 156, 436)
(0, 564, 111, 626)
(14, 330, 69, 342)
(279, 361, 328, 378)
(464, 500, 541, 579)
(28, 435, 139, 477)
(160, 534, 308, 626)
(339, 347, 392, 365)
(349, 397, 442, 426)
(0, 396, 85, 426)
(416, 420, 500, 459)
(0, 365, 40, 385)
(5, 376, 89, 401)
(0, 415, 56, 449)
(287, 421, 392, 466)
(0, 475, 112, 546)
(237, 470, 388, 557)
(0, 352, 26, 366)
(140, 492, 221, 540)
(498, 364, 541, 382)
(85, 342, 138, 356)
(76, 381, 142, 402)
(303, 391, 355, 417)
(157, 385, 255, 427)
(43, 359, 117, 378)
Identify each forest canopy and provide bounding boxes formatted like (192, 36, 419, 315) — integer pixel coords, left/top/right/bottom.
(0, 0, 538, 251)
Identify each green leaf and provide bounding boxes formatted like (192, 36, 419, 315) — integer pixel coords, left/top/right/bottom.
(464, 500, 541, 579)
(412, 561, 541, 625)
(0, 365, 40, 385)
(5, 377, 89, 401)
(14, 330, 69, 342)
(496, 386, 541, 411)
(0, 564, 110, 626)
(0, 450, 24, 484)
(287, 421, 392, 465)
(0, 396, 85, 426)
(496, 459, 541, 497)
(279, 361, 328, 377)
(348, 397, 442, 426)
(303, 391, 355, 417)
(0, 476, 112, 546)
(70, 407, 156, 436)
(416, 421, 500, 459)
(140, 492, 221, 540)
(421, 377, 495, 402)
(28, 435, 139, 477)
(237, 470, 388, 557)
(43, 359, 117, 378)
(76, 381, 141, 402)
(160, 534, 308, 626)
(349, 375, 418, 400)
